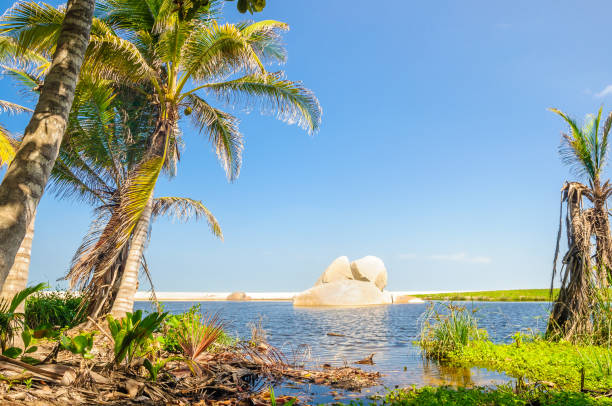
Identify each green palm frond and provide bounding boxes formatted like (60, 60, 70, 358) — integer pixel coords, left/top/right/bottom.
(180, 21, 264, 85)
(185, 93, 243, 180)
(0, 35, 49, 65)
(152, 196, 222, 239)
(0, 1, 64, 54)
(239, 20, 288, 64)
(551, 108, 599, 181)
(84, 32, 157, 86)
(203, 72, 321, 134)
(2, 65, 44, 97)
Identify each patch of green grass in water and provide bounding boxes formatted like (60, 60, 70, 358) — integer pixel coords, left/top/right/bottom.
(414, 289, 559, 302)
(352, 386, 612, 405)
(445, 338, 612, 392)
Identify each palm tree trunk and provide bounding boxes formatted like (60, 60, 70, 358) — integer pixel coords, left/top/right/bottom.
(0, 210, 36, 313)
(0, 0, 94, 291)
(110, 196, 153, 318)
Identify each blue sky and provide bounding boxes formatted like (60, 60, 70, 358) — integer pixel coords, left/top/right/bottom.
(1, 0, 611, 292)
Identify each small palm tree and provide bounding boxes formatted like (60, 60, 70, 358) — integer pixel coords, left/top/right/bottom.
(548, 107, 612, 340)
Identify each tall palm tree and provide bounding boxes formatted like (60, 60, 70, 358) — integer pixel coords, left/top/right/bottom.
(53, 76, 223, 317)
(0, 0, 95, 291)
(0, 100, 34, 312)
(4, 0, 321, 317)
(548, 107, 612, 340)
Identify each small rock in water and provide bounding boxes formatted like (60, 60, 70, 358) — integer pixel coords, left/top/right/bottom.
(327, 332, 345, 337)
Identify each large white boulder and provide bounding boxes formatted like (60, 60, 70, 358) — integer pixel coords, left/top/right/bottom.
(315, 256, 353, 285)
(350, 256, 387, 291)
(293, 280, 393, 306)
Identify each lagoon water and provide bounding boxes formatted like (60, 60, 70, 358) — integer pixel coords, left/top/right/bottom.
(134, 301, 550, 403)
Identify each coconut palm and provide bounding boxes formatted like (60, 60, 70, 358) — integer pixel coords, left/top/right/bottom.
(52, 76, 223, 317)
(3, 0, 321, 317)
(0, 100, 34, 312)
(0, 0, 95, 291)
(548, 107, 612, 340)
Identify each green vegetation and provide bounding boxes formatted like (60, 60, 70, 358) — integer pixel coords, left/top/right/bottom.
(24, 290, 86, 329)
(415, 289, 557, 302)
(59, 332, 95, 360)
(359, 386, 612, 405)
(448, 338, 612, 392)
(107, 310, 168, 365)
(419, 303, 486, 359)
(0, 282, 46, 351)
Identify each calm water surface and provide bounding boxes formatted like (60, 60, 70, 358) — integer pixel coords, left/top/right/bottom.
(135, 301, 550, 403)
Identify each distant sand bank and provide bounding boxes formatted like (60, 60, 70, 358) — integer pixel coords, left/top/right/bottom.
(133, 291, 461, 302)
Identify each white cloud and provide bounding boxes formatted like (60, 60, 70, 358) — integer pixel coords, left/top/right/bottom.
(596, 85, 612, 98)
(429, 252, 492, 264)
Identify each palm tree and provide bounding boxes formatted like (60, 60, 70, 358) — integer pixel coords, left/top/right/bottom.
(52, 76, 223, 317)
(0, 0, 95, 292)
(548, 107, 612, 340)
(4, 0, 321, 317)
(0, 100, 34, 312)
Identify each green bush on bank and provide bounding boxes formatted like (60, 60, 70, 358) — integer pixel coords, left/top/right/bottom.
(24, 290, 86, 330)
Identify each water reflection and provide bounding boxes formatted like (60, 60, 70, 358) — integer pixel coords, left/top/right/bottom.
(135, 301, 548, 401)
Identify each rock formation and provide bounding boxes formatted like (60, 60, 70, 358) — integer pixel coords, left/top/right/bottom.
(350, 256, 387, 291)
(293, 255, 392, 306)
(227, 291, 251, 301)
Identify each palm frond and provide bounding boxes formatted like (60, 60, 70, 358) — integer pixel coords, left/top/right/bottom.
(0, 35, 49, 66)
(239, 20, 288, 65)
(0, 99, 31, 115)
(68, 155, 163, 290)
(2, 65, 44, 99)
(203, 72, 321, 134)
(0, 1, 64, 54)
(152, 196, 222, 239)
(180, 21, 264, 84)
(551, 108, 598, 181)
(84, 32, 157, 86)
(185, 93, 243, 180)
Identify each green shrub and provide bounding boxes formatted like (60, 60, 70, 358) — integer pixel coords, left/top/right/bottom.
(24, 290, 86, 330)
(0, 283, 47, 352)
(160, 304, 235, 353)
(107, 310, 167, 365)
(418, 302, 485, 360)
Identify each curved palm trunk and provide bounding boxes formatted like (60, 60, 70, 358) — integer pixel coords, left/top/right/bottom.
(110, 196, 153, 318)
(0, 0, 94, 290)
(0, 210, 36, 312)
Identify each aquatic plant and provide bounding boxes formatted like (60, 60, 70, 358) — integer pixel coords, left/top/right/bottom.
(418, 302, 484, 360)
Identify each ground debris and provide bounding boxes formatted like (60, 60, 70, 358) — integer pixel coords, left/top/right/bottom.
(0, 333, 380, 405)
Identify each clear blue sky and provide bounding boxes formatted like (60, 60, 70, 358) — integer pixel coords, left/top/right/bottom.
(1, 0, 611, 292)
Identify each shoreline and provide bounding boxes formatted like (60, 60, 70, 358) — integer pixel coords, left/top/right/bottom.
(133, 290, 468, 302)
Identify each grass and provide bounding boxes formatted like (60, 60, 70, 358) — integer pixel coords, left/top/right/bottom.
(414, 289, 559, 302)
(419, 302, 485, 359)
(445, 337, 612, 392)
(354, 386, 612, 405)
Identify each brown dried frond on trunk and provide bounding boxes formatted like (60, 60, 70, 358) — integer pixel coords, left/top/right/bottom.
(548, 182, 612, 341)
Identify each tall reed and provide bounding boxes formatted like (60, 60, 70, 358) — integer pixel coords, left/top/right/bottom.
(419, 302, 484, 360)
